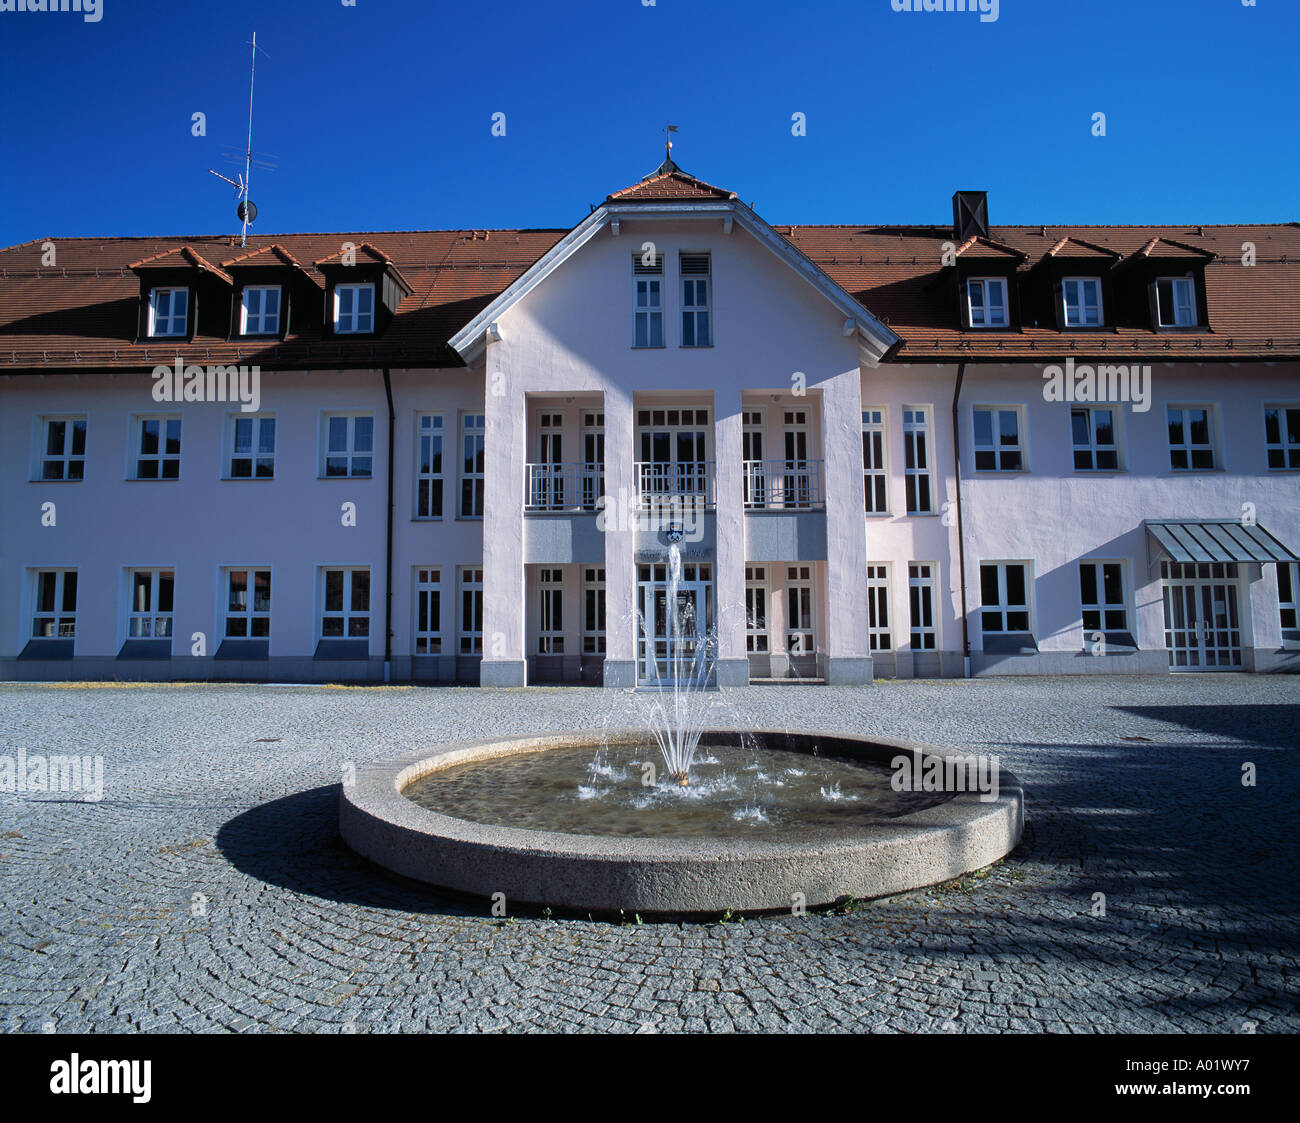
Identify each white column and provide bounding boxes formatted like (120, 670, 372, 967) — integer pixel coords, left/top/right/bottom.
(713, 386, 748, 686)
(601, 388, 637, 687)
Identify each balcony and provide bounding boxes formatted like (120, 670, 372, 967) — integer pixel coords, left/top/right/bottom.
(743, 460, 824, 510)
(635, 461, 715, 508)
(525, 462, 604, 512)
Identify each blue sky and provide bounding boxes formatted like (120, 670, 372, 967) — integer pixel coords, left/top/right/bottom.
(3, 0, 1297, 246)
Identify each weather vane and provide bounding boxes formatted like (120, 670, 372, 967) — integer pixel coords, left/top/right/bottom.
(663, 123, 678, 161)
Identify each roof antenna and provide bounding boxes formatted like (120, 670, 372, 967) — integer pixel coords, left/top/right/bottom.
(207, 32, 276, 247)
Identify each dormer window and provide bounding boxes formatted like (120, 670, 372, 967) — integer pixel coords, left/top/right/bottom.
(1156, 277, 1197, 327)
(333, 283, 374, 334)
(1062, 277, 1103, 327)
(240, 285, 281, 336)
(149, 287, 189, 337)
(966, 277, 1008, 327)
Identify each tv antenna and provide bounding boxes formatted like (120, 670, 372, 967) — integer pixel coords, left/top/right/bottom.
(207, 32, 276, 247)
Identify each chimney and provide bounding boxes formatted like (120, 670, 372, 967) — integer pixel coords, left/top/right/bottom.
(952, 191, 989, 241)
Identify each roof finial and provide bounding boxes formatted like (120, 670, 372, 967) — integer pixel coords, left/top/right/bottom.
(657, 124, 680, 175)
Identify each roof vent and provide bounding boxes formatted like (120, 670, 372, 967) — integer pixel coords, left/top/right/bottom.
(952, 191, 989, 241)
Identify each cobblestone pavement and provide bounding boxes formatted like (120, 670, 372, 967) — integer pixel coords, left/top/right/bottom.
(1, 676, 1296, 1034)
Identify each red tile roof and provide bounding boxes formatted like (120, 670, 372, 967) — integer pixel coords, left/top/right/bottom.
(606, 159, 738, 203)
(128, 245, 233, 284)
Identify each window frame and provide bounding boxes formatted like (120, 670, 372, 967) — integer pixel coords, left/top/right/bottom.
(319, 567, 371, 641)
(226, 412, 276, 479)
(459, 566, 484, 655)
(1070, 405, 1121, 472)
(1278, 562, 1298, 635)
(1078, 559, 1130, 638)
(332, 282, 375, 334)
(632, 253, 665, 349)
(537, 568, 565, 655)
(321, 412, 374, 479)
(979, 561, 1033, 635)
(415, 412, 445, 518)
(972, 404, 1026, 473)
(148, 286, 189, 338)
(239, 284, 282, 336)
(1264, 403, 1300, 471)
(785, 565, 815, 657)
(1155, 275, 1197, 328)
(125, 567, 176, 642)
(582, 566, 606, 656)
(745, 565, 769, 654)
(1166, 403, 1218, 472)
(30, 568, 78, 640)
(129, 414, 183, 481)
(223, 567, 272, 641)
(866, 564, 892, 652)
(413, 567, 442, 655)
(902, 405, 934, 515)
(1062, 276, 1104, 328)
(679, 252, 712, 348)
(459, 413, 486, 519)
(862, 408, 889, 514)
(36, 414, 87, 481)
(908, 562, 937, 651)
(966, 276, 1009, 328)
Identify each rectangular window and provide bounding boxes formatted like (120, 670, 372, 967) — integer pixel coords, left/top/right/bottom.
(862, 409, 888, 513)
(973, 406, 1024, 472)
(333, 283, 375, 334)
(416, 413, 445, 517)
(149, 287, 188, 337)
(324, 414, 373, 478)
(459, 567, 483, 655)
(538, 568, 564, 654)
(414, 568, 442, 655)
(240, 285, 281, 335)
(1279, 563, 1298, 632)
(1079, 561, 1128, 636)
(460, 414, 486, 517)
(980, 562, 1031, 634)
(132, 415, 182, 480)
(1264, 405, 1300, 470)
(908, 563, 936, 651)
(1156, 277, 1196, 327)
(967, 277, 1008, 327)
(745, 565, 769, 654)
(902, 407, 933, 514)
(633, 253, 664, 348)
(1062, 277, 1103, 327)
(866, 564, 891, 651)
(321, 568, 370, 639)
(1167, 405, 1216, 471)
(229, 414, 276, 478)
(1071, 407, 1119, 471)
(680, 253, 711, 347)
(127, 568, 175, 639)
(224, 569, 271, 638)
(32, 569, 77, 638)
(786, 565, 814, 656)
(582, 567, 606, 655)
(39, 416, 86, 481)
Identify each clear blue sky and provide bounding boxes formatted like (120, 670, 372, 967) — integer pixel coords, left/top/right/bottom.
(3, 0, 1297, 246)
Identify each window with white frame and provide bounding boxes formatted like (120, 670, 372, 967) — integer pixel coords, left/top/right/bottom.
(745, 565, 769, 654)
(909, 563, 936, 650)
(973, 406, 1024, 471)
(31, 569, 77, 638)
(866, 564, 891, 651)
(1167, 405, 1216, 470)
(459, 567, 483, 655)
(126, 569, 174, 639)
(1279, 563, 1298, 633)
(320, 568, 370, 639)
(538, 568, 564, 654)
(980, 562, 1031, 634)
(633, 253, 664, 348)
(229, 413, 276, 478)
(1264, 404, 1300, 470)
(1062, 277, 1103, 327)
(333, 283, 374, 333)
(902, 407, 933, 514)
(324, 414, 373, 478)
(582, 567, 606, 655)
(39, 416, 86, 480)
(149, 287, 189, 337)
(416, 413, 445, 517)
(1079, 561, 1128, 637)
(460, 414, 485, 518)
(862, 409, 888, 513)
(224, 569, 271, 638)
(1155, 277, 1197, 327)
(1071, 406, 1119, 471)
(240, 285, 281, 335)
(786, 566, 814, 656)
(132, 415, 182, 480)
(414, 568, 442, 655)
(966, 277, 1008, 327)
(680, 253, 711, 347)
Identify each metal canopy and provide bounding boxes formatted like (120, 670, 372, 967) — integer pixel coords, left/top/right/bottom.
(1145, 519, 1299, 565)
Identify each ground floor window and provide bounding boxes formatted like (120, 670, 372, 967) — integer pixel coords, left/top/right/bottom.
(538, 568, 564, 654)
(1279, 563, 1298, 633)
(32, 569, 77, 638)
(582, 567, 605, 655)
(786, 565, 814, 657)
(1079, 561, 1128, 636)
(321, 568, 370, 638)
(225, 569, 271, 638)
(866, 564, 891, 651)
(745, 565, 769, 653)
(980, 562, 1030, 633)
(127, 569, 174, 639)
(459, 567, 483, 655)
(415, 568, 442, 654)
(909, 563, 936, 650)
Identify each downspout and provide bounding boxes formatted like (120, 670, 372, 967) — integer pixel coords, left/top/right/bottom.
(383, 368, 395, 683)
(952, 362, 971, 678)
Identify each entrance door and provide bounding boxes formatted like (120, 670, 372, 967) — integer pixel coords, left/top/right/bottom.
(636, 562, 713, 683)
(782, 408, 812, 508)
(537, 412, 564, 509)
(581, 410, 604, 511)
(1162, 562, 1243, 669)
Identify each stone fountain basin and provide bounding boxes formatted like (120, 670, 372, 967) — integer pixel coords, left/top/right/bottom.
(338, 729, 1024, 916)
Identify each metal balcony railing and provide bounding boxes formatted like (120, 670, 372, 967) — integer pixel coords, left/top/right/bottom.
(524, 462, 604, 512)
(635, 460, 715, 508)
(743, 459, 824, 509)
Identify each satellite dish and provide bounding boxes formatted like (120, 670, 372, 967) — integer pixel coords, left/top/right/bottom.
(237, 199, 258, 223)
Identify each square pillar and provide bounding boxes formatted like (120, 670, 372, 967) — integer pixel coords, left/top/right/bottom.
(601, 388, 637, 687)
(713, 387, 748, 686)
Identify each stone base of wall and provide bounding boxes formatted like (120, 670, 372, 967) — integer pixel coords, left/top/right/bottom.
(972, 650, 1170, 676)
(479, 659, 527, 687)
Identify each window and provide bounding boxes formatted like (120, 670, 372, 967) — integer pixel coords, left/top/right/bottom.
(902, 407, 933, 514)
(745, 566, 769, 654)
(229, 414, 276, 478)
(980, 562, 1030, 634)
(786, 566, 814, 656)
(1156, 277, 1196, 327)
(909, 563, 936, 650)
(862, 409, 887, 513)
(1167, 405, 1216, 470)
(538, 568, 564, 654)
(333, 283, 374, 334)
(32, 570, 77, 638)
(973, 407, 1024, 471)
(321, 568, 370, 639)
(1279, 563, 1298, 632)
(1079, 561, 1128, 637)
(149, 287, 188, 337)
(966, 277, 1008, 327)
(1062, 277, 1103, 327)
(132, 415, 181, 480)
(1071, 407, 1119, 471)
(39, 416, 86, 481)
(633, 253, 664, 348)
(414, 568, 442, 655)
(459, 567, 483, 655)
(460, 414, 485, 517)
(224, 569, 271, 638)
(866, 564, 891, 651)
(1264, 405, 1300, 470)
(127, 569, 174, 639)
(582, 567, 606, 655)
(240, 285, 281, 335)
(416, 413, 445, 517)
(324, 414, 373, 478)
(680, 253, 711, 347)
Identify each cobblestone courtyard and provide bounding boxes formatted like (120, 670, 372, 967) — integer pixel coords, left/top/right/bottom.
(1, 676, 1296, 1034)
